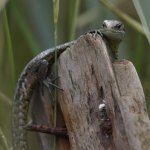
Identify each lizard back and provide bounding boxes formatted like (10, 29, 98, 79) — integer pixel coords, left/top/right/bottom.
(12, 41, 75, 149)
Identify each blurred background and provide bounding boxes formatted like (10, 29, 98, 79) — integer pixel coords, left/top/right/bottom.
(0, 0, 150, 149)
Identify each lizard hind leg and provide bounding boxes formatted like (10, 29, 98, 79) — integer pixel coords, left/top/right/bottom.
(24, 123, 68, 137)
(43, 75, 63, 91)
(34, 59, 63, 90)
(35, 59, 49, 80)
(44, 78, 63, 90)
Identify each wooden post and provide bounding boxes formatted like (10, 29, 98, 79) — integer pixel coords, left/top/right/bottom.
(31, 33, 150, 150)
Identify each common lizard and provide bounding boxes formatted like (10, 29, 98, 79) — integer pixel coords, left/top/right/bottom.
(12, 20, 125, 150)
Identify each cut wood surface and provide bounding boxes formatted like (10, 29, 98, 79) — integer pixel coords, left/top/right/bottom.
(31, 32, 150, 150)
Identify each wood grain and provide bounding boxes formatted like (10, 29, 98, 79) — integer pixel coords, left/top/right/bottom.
(31, 32, 150, 150)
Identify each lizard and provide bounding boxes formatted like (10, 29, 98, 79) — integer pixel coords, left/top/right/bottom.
(100, 20, 125, 58)
(12, 19, 125, 150)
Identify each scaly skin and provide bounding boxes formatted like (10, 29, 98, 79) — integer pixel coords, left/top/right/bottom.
(12, 20, 125, 150)
(100, 20, 125, 57)
(12, 41, 75, 150)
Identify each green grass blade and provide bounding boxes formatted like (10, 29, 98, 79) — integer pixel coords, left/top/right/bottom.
(53, 0, 59, 149)
(68, 0, 80, 40)
(99, 0, 145, 36)
(0, 91, 12, 106)
(134, 33, 144, 75)
(3, 8, 16, 89)
(0, 128, 10, 150)
(11, 2, 41, 55)
(0, 0, 8, 11)
(132, 0, 150, 46)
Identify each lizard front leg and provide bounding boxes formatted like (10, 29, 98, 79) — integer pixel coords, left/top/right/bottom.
(25, 69, 67, 137)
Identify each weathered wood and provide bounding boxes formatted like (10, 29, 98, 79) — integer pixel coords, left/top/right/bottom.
(57, 33, 150, 150)
(31, 32, 150, 150)
(31, 85, 70, 150)
(113, 60, 150, 150)
(30, 86, 54, 150)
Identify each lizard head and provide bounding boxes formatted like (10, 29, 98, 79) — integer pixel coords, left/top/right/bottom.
(100, 20, 125, 57)
(100, 20, 125, 42)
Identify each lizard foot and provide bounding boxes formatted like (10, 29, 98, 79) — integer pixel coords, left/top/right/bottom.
(89, 29, 103, 39)
(43, 77, 63, 91)
(43, 78, 63, 90)
(24, 123, 68, 137)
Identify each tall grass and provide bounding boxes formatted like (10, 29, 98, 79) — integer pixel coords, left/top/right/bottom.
(0, 0, 150, 149)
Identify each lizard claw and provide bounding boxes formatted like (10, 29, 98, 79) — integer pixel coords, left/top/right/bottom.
(43, 78, 63, 91)
(96, 30, 103, 37)
(89, 29, 103, 39)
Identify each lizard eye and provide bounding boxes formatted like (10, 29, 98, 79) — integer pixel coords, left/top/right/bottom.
(102, 22, 107, 28)
(115, 23, 124, 31)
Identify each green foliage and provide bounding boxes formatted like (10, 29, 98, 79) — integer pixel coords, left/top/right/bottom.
(3, 9, 15, 90)
(53, 0, 59, 149)
(132, 0, 150, 45)
(0, 0, 150, 149)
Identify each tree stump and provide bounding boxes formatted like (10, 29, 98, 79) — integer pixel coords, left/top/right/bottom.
(31, 32, 150, 150)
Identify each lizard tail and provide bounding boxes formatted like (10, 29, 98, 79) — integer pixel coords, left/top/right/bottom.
(12, 71, 37, 150)
(12, 89, 30, 150)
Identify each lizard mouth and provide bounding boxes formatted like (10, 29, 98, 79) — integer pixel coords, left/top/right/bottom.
(100, 28, 125, 41)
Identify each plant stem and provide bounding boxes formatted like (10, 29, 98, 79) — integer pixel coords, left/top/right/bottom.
(99, 0, 145, 36)
(3, 8, 16, 89)
(53, 0, 59, 149)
